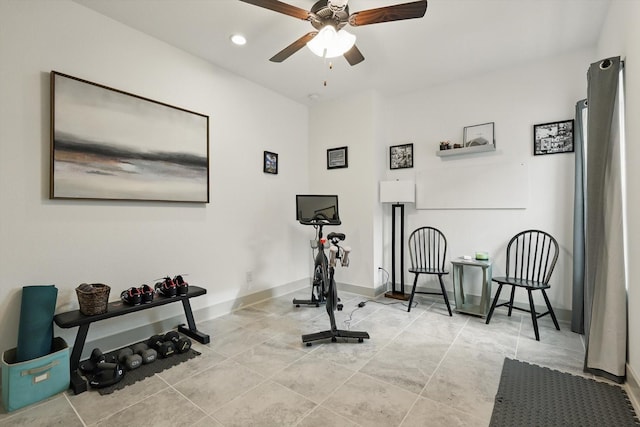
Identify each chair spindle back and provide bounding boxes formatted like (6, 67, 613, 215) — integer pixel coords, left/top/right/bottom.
(408, 227, 447, 271)
(505, 230, 558, 284)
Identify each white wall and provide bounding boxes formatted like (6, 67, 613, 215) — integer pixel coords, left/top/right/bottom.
(381, 48, 594, 310)
(308, 91, 385, 291)
(0, 0, 630, 375)
(0, 1, 310, 352)
(595, 0, 640, 391)
(306, 48, 595, 312)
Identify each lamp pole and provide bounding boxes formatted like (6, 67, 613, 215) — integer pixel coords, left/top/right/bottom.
(380, 180, 414, 301)
(386, 202, 409, 300)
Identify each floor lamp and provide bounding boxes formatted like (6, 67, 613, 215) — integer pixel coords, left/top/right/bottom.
(380, 180, 415, 300)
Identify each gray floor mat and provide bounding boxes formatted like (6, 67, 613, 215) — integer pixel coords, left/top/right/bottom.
(490, 358, 639, 426)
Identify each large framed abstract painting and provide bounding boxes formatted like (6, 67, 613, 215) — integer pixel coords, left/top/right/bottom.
(50, 71, 209, 203)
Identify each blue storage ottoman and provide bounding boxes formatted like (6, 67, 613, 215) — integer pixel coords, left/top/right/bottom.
(2, 337, 70, 412)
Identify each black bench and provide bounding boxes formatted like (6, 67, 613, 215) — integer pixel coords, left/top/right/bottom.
(54, 285, 210, 394)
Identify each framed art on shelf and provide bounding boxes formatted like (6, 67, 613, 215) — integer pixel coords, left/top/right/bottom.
(533, 119, 574, 155)
(390, 143, 413, 169)
(50, 71, 209, 203)
(263, 151, 278, 174)
(327, 146, 348, 169)
(463, 122, 495, 148)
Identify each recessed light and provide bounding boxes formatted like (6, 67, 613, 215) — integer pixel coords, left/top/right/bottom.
(230, 34, 247, 46)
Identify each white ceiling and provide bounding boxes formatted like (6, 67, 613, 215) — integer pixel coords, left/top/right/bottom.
(73, 0, 610, 105)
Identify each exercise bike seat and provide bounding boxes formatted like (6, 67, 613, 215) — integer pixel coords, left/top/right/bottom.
(327, 232, 345, 241)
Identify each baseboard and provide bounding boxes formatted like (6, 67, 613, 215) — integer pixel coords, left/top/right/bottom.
(76, 279, 572, 360)
(337, 281, 381, 298)
(79, 278, 383, 358)
(396, 284, 572, 322)
(626, 363, 640, 415)
(488, 298, 572, 322)
(79, 278, 310, 360)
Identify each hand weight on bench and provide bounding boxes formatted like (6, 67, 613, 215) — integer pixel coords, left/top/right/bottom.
(147, 334, 175, 358)
(131, 342, 157, 364)
(117, 347, 142, 370)
(164, 331, 192, 353)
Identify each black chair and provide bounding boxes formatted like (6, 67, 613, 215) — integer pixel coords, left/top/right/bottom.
(485, 229, 560, 341)
(407, 227, 452, 315)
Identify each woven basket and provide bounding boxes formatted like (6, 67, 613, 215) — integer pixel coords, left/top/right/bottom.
(75, 283, 110, 316)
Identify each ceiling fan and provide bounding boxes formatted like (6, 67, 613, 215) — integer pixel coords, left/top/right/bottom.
(239, 0, 428, 66)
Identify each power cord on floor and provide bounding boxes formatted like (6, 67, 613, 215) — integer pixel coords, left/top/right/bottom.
(357, 299, 419, 309)
(375, 267, 420, 309)
(342, 305, 362, 331)
(341, 298, 417, 331)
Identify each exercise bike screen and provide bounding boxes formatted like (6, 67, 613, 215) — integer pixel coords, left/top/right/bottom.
(296, 195, 340, 224)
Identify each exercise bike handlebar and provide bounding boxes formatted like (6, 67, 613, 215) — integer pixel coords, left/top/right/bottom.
(298, 213, 341, 226)
(327, 232, 345, 242)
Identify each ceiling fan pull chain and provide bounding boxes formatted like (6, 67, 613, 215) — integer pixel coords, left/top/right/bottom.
(241, 0, 427, 66)
(323, 57, 332, 87)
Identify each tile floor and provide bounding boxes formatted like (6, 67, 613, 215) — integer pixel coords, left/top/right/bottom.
(0, 289, 590, 427)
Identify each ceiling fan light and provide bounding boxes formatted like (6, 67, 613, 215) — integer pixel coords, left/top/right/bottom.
(307, 26, 356, 59)
(307, 26, 336, 57)
(334, 29, 356, 55)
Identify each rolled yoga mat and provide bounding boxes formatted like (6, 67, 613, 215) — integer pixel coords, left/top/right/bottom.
(16, 285, 58, 362)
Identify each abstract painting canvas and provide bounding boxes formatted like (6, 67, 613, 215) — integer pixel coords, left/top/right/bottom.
(50, 71, 209, 203)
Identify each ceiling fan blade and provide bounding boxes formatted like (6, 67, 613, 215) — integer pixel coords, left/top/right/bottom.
(343, 45, 365, 66)
(239, 0, 310, 20)
(270, 32, 318, 62)
(349, 0, 427, 26)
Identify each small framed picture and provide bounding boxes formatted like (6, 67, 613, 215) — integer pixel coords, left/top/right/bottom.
(390, 143, 413, 169)
(263, 151, 278, 174)
(463, 122, 495, 148)
(327, 146, 348, 169)
(533, 120, 574, 155)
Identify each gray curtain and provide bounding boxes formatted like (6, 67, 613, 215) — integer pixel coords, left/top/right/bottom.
(580, 56, 626, 383)
(572, 99, 587, 335)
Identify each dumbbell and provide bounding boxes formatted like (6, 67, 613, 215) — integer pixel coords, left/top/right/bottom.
(88, 360, 125, 389)
(117, 347, 142, 370)
(131, 342, 157, 364)
(86, 350, 122, 378)
(164, 331, 192, 353)
(91, 348, 118, 364)
(80, 348, 115, 373)
(147, 334, 175, 358)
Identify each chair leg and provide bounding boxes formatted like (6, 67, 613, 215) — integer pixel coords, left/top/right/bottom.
(541, 290, 560, 330)
(528, 289, 540, 341)
(486, 284, 503, 324)
(507, 286, 516, 317)
(407, 274, 419, 312)
(438, 274, 452, 316)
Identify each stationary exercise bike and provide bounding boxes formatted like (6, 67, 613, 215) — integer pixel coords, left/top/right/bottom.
(293, 214, 333, 308)
(299, 215, 370, 346)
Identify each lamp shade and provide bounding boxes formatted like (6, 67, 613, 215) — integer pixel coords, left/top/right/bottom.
(307, 26, 356, 58)
(380, 180, 415, 203)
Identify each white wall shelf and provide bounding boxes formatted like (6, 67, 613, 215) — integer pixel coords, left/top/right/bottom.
(436, 144, 496, 157)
